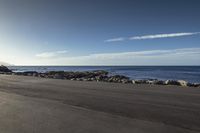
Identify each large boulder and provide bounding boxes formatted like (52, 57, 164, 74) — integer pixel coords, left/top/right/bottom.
(165, 80, 190, 86)
(132, 80, 136, 84)
(165, 80, 181, 86)
(177, 80, 188, 87)
(0, 65, 12, 73)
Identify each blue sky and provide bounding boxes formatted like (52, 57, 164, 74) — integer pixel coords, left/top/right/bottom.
(0, 0, 200, 65)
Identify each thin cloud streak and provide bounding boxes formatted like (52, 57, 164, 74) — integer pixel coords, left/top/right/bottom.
(130, 32, 200, 40)
(89, 47, 200, 58)
(36, 50, 68, 58)
(105, 32, 200, 42)
(105, 37, 125, 42)
(37, 48, 200, 65)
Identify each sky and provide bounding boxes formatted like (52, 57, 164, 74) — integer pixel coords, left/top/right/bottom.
(0, 0, 200, 66)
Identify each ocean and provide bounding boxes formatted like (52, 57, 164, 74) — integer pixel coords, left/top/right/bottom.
(8, 66, 200, 83)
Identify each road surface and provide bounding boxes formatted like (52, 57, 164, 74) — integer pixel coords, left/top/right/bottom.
(0, 74, 200, 133)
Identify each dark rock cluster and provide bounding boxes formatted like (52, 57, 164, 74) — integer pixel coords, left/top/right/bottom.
(12, 71, 200, 87)
(132, 79, 200, 87)
(0, 65, 12, 73)
(0, 65, 199, 87)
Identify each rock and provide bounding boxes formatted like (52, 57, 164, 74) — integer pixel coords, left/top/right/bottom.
(165, 80, 181, 86)
(95, 75, 105, 81)
(76, 78, 83, 81)
(146, 79, 158, 84)
(82, 78, 89, 81)
(13, 72, 23, 75)
(194, 83, 200, 87)
(0, 65, 12, 73)
(53, 73, 64, 79)
(47, 71, 65, 75)
(146, 80, 153, 84)
(154, 80, 166, 85)
(135, 80, 147, 84)
(38, 73, 46, 78)
(32, 73, 38, 77)
(93, 70, 109, 76)
(177, 80, 188, 87)
(90, 78, 95, 81)
(121, 79, 130, 84)
(86, 78, 93, 81)
(187, 83, 200, 87)
(137, 79, 159, 84)
(132, 80, 136, 84)
(107, 75, 130, 83)
(23, 71, 38, 76)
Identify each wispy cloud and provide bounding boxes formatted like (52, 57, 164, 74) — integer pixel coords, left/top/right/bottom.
(88, 47, 200, 59)
(130, 32, 200, 40)
(36, 50, 68, 58)
(104, 37, 125, 42)
(35, 48, 200, 65)
(105, 32, 200, 42)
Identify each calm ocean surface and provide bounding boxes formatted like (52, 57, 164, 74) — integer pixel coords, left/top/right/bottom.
(8, 66, 200, 83)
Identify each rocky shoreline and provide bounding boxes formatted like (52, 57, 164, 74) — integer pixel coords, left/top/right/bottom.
(0, 65, 199, 87)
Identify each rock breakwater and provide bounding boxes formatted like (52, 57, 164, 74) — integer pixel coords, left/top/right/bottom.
(0, 65, 199, 87)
